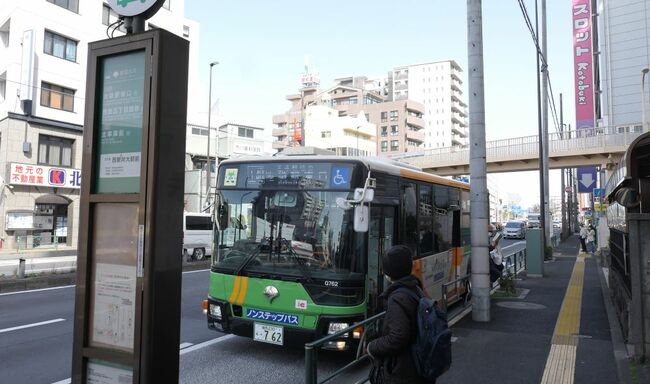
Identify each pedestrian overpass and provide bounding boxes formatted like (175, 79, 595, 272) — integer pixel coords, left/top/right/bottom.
(393, 125, 645, 176)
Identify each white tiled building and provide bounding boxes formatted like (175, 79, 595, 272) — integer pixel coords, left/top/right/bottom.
(0, 0, 199, 250)
(390, 60, 469, 149)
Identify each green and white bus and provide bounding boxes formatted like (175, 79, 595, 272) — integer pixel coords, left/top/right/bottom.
(204, 153, 471, 350)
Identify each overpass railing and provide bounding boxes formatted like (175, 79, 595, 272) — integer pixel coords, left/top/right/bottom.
(393, 125, 644, 166)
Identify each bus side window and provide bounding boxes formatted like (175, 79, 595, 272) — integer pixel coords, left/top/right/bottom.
(400, 182, 418, 257)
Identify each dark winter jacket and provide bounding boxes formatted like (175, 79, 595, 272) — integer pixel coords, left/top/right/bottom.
(367, 275, 432, 384)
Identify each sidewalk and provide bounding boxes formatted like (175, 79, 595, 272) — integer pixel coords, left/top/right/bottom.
(0, 246, 76, 261)
(439, 235, 627, 384)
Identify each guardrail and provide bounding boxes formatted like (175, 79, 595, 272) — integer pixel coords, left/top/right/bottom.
(392, 125, 644, 167)
(14, 235, 64, 251)
(442, 274, 472, 312)
(305, 311, 385, 384)
(501, 247, 527, 277)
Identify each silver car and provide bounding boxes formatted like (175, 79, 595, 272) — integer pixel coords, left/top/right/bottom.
(503, 220, 526, 239)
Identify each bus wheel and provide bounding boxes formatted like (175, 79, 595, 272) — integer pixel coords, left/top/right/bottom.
(193, 248, 206, 261)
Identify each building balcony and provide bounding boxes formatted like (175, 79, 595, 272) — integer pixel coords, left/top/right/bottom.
(451, 137, 464, 147)
(272, 127, 288, 137)
(406, 115, 425, 129)
(406, 129, 425, 143)
(394, 72, 408, 81)
(451, 83, 461, 93)
(273, 114, 288, 125)
(451, 126, 467, 138)
(272, 138, 290, 150)
(394, 83, 408, 91)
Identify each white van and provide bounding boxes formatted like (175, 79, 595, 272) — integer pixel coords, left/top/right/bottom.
(183, 212, 213, 261)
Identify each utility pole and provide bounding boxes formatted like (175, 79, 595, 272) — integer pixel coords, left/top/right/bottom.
(560, 93, 568, 240)
(468, 0, 490, 322)
(206, 61, 218, 209)
(541, 0, 551, 247)
(535, 0, 547, 252)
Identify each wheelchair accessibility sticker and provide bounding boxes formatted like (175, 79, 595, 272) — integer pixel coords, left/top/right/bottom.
(330, 166, 351, 189)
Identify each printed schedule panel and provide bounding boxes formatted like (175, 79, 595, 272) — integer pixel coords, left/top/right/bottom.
(88, 203, 139, 353)
(94, 50, 146, 194)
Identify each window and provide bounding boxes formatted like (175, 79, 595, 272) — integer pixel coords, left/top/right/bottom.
(390, 110, 398, 121)
(183, 25, 190, 38)
(349, 96, 358, 104)
(381, 126, 387, 137)
(419, 185, 434, 255)
(238, 127, 254, 138)
(401, 182, 418, 255)
(381, 141, 388, 152)
(47, 0, 78, 13)
(391, 140, 399, 151)
(44, 31, 77, 62)
(41, 82, 75, 112)
(186, 215, 213, 231)
(390, 125, 399, 136)
(191, 126, 208, 136)
(0, 71, 5, 102)
(381, 111, 388, 123)
(321, 131, 331, 138)
(38, 135, 73, 167)
(103, 4, 127, 33)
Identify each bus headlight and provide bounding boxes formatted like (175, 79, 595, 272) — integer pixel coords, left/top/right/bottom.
(209, 304, 222, 320)
(328, 322, 349, 337)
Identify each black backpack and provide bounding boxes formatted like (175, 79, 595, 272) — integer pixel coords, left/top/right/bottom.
(396, 287, 452, 381)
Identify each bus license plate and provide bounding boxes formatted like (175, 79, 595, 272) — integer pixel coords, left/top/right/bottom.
(253, 323, 283, 345)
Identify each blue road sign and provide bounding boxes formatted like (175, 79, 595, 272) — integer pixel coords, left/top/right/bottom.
(593, 188, 605, 198)
(577, 167, 597, 193)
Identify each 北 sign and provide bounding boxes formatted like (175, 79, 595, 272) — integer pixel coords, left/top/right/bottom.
(10, 163, 81, 189)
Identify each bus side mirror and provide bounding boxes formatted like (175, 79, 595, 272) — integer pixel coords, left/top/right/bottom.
(354, 205, 369, 232)
(615, 187, 640, 209)
(215, 197, 229, 230)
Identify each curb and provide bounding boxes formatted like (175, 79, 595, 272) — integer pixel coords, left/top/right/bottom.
(595, 253, 633, 384)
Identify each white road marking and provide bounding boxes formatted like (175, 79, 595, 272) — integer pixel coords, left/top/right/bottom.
(179, 335, 237, 355)
(179, 342, 194, 349)
(1, 268, 210, 296)
(51, 379, 70, 384)
(0, 285, 76, 297)
(0, 318, 65, 334)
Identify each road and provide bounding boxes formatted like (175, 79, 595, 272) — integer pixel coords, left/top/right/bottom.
(0, 241, 527, 384)
(0, 269, 217, 384)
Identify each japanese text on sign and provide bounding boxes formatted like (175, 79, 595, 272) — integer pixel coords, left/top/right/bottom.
(10, 163, 81, 189)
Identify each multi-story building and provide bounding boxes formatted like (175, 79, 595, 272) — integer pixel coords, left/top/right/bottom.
(304, 105, 376, 156)
(597, 0, 650, 130)
(272, 76, 425, 156)
(0, 0, 198, 250)
(389, 60, 469, 149)
(185, 122, 270, 212)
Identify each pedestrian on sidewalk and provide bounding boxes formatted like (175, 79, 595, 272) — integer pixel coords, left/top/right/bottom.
(579, 224, 588, 252)
(368, 245, 430, 384)
(587, 225, 597, 255)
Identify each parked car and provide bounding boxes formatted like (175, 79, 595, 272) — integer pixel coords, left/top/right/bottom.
(183, 212, 213, 261)
(503, 220, 527, 239)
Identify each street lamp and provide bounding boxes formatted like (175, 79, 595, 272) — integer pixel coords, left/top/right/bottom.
(642, 67, 649, 133)
(206, 61, 218, 209)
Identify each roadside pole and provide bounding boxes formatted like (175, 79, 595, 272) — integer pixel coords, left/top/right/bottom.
(468, 0, 490, 322)
(541, 0, 553, 246)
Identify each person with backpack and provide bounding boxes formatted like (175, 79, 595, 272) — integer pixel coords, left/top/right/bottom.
(367, 245, 450, 383)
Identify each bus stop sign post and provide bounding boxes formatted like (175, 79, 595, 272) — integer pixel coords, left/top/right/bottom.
(71, 28, 188, 383)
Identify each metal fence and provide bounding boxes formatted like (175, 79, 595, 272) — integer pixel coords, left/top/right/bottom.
(609, 228, 630, 294)
(14, 234, 65, 251)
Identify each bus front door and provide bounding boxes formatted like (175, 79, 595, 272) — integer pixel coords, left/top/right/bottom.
(368, 206, 395, 313)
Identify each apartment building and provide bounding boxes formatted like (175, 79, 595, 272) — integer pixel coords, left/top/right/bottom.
(304, 105, 377, 156)
(390, 60, 469, 149)
(597, 0, 650, 130)
(0, 0, 198, 250)
(272, 76, 425, 156)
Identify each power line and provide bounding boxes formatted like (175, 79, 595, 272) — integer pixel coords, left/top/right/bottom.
(517, 0, 562, 133)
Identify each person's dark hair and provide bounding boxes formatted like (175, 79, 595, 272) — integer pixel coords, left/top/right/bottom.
(383, 245, 413, 280)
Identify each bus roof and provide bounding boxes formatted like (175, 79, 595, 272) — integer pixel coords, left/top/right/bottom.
(218, 155, 470, 190)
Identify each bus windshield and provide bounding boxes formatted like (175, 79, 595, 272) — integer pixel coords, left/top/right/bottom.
(212, 189, 365, 281)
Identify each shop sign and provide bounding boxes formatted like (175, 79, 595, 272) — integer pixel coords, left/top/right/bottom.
(10, 163, 81, 189)
(6, 211, 33, 230)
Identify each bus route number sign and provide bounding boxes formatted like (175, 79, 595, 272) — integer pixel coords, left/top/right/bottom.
(253, 323, 283, 345)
